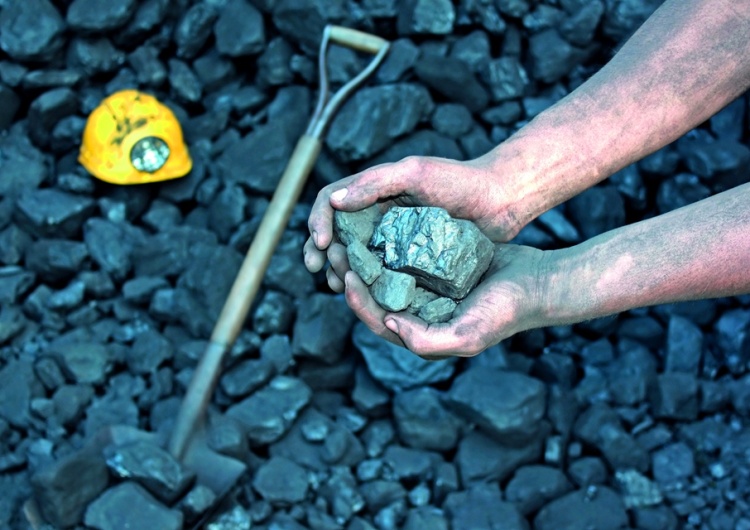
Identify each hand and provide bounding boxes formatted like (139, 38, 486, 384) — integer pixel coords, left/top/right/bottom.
(303, 155, 522, 292)
(341, 244, 551, 361)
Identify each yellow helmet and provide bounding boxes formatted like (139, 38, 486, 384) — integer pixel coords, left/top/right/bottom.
(79, 90, 192, 185)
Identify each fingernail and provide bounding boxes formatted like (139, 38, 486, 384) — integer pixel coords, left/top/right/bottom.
(331, 188, 348, 202)
(385, 319, 399, 334)
(312, 230, 319, 247)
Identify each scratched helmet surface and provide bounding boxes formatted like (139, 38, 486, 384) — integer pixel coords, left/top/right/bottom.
(79, 90, 192, 185)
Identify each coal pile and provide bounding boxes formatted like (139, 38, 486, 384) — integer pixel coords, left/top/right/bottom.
(1, 0, 750, 529)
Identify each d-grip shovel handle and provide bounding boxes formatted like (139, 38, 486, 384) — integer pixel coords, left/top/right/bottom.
(328, 26, 389, 54)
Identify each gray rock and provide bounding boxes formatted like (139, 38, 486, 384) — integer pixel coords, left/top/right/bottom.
(456, 430, 542, 484)
(354, 323, 456, 391)
(15, 189, 94, 241)
(0, 224, 31, 266)
(480, 57, 528, 102)
(397, 0, 455, 35)
(84, 396, 139, 438)
(444, 484, 528, 530)
(567, 457, 608, 487)
(215, 0, 265, 56)
(291, 293, 356, 364)
(371, 269, 417, 312)
(168, 59, 202, 104)
(431, 104, 474, 138)
(393, 387, 460, 451)
(0, 359, 44, 428)
(32, 451, 109, 528)
(352, 366, 391, 416)
(418, 297, 457, 324)
(220, 358, 275, 398)
(372, 207, 494, 299)
(0, 125, 47, 197)
(127, 330, 174, 375)
(665, 315, 703, 374)
(359, 480, 407, 513)
(253, 456, 309, 504)
(52, 342, 112, 385)
(67, 0, 137, 31)
(414, 54, 489, 113)
(334, 206, 383, 247)
(0, 0, 65, 61)
(226, 376, 312, 446)
(84, 219, 141, 282)
(376, 38, 419, 84)
(52, 385, 94, 427)
(0, 305, 26, 345)
(528, 29, 584, 83)
(174, 3, 219, 59)
(650, 372, 699, 421)
(382, 445, 434, 481)
(85, 482, 183, 530)
(615, 469, 663, 509)
(505, 465, 574, 515)
(533, 487, 628, 530)
(179, 484, 216, 523)
(0, 266, 35, 305)
(404, 507, 448, 530)
(128, 45, 167, 87)
(253, 290, 295, 335)
(347, 241, 384, 286)
(327, 84, 433, 163)
(105, 441, 194, 503)
(446, 367, 546, 444)
(257, 37, 294, 86)
(68, 38, 125, 76)
(27, 88, 78, 149)
(407, 287, 440, 314)
(652, 442, 695, 484)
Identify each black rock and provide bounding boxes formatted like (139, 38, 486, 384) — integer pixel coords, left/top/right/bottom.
(603, 0, 661, 41)
(194, 51, 236, 93)
(27, 88, 79, 148)
(168, 59, 202, 104)
(560, 0, 604, 46)
(128, 46, 167, 87)
(0, 125, 48, 197)
(568, 185, 625, 240)
(226, 376, 312, 446)
(656, 173, 711, 214)
(701, 377, 732, 413)
(15, 188, 94, 240)
(397, 0, 455, 35)
(327, 84, 433, 162)
(639, 145, 680, 176)
(0, 266, 35, 305)
(253, 290, 295, 335)
(67, 0, 137, 31)
(710, 96, 745, 140)
(459, 124, 495, 159)
(52, 384, 94, 426)
(84, 218, 142, 282)
(84, 395, 139, 437)
(652, 442, 695, 484)
(263, 233, 317, 298)
(50, 115, 87, 154)
(68, 38, 125, 77)
(650, 372, 699, 421)
(25, 239, 89, 282)
(665, 315, 703, 374)
(253, 456, 309, 504)
(174, 3, 219, 59)
(51, 341, 112, 385)
(481, 101, 522, 125)
(446, 367, 546, 444)
(32, 450, 109, 528)
(632, 506, 679, 530)
(215, 0, 265, 56)
(84, 482, 182, 530)
(257, 37, 294, 87)
(461, 1, 507, 34)
(141, 201, 183, 233)
(567, 457, 608, 487)
(528, 29, 584, 83)
(450, 30, 491, 73)
(220, 358, 275, 398)
(118, 0, 170, 42)
(0, 84, 20, 131)
(23, 69, 83, 90)
(505, 465, 574, 515)
(415, 54, 489, 113)
(179, 484, 217, 523)
(455, 430, 542, 484)
(609, 163, 647, 210)
(0, 305, 26, 345)
(393, 387, 460, 451)
(105, 441, 194, 503)
(353, 323, 456, 392)
(207, 183, 247, 242)
(126, 330, 174, 375)
(359, 480, 406, 512)
(534, 487, 628, 530)
(523, 5, 564, 33)
(375, 39, 419, 84)
(536, 207, 581, 244)
(352, 366, 390, 417)
(0, 359, 44, 428)
(0, 0, 65, 61)
(272, 0, 347, 52)
(291, 293, 355, 364)
(480, 57, 528, 103)
(444, 484, 528, 530)
(682, 138, 750, 191)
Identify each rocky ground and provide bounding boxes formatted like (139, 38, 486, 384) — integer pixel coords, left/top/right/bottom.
(1, 0, 750, 529)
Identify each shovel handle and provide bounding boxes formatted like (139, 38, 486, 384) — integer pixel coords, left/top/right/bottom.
(168, 134, 322, 460)
(328, 26, 389, 54)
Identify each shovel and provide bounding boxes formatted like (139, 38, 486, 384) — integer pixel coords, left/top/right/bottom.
(24, 25, 389, 529)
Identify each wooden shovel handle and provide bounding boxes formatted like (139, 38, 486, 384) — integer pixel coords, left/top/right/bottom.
(328, 26, 389, 55)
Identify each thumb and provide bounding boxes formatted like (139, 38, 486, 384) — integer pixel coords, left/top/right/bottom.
(383, 313, 461, 358)
(330, 161, 416, 211)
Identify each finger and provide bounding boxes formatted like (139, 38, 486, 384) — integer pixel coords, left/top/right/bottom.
(303, 237, 327, 273)
(326, 266, 345, 293)
(344, 271, 404, 347)
(309, 179, 352, 251)
(330, 158, 423, 211)
(384, 313, 487, 358)
(327, 242, 350, 281)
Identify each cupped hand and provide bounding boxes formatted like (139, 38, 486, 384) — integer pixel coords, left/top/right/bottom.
(341, 244, 551, 361)
(303, 155, 521, 288)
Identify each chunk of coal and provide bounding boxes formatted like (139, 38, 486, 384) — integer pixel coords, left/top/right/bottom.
(371, 269, 417, 312)
(84, 482, 183, 530)
(84, 219, 142, 282)
(505, 465, 573, 515)
(68, 38, 125, 76)
(127, 330, 174, 374)
(353, 323, 456, 392)
(27, 88, 78, 149)
(0, 0, 65, 61)
(533, 487, 628, 530)
(220, 358, 275, 398)
(128, 45, 166, 87)
(615, 469, 663, 509)
(51, 342, 112, 385)
(253, 456, 309, 504)
(568, 185, 626, 240)
(418, 297, 457, 324)
(334, 206, 383, 247)
(431, 104, 474, 139)
(347, 240, 384, 286)
(179, 484, 216, 523)
(0, 84, 20, 131)
(393, 387, 460, 451)
(326, 84, 433, 163)
(0, 359, 43, 428)
(15, 188, 94, 240)
(214, 0, 265, 56)
(174, 3, 218, 59)
(226, 376, 312, 446)
(67, 0, 137, 31)
(528, 29, 584, 83)
(84, 395, 139, 437)
(26, 239, 88, 283)
(665, 315, 703, 374)
(397, 0, 455, 35)
(652, 442, 695, 484)
(376, 38, 419, 84)
(650, 372, 698, 421)
(480, 57, 528, 102)
(352, 366, 390, 416)
(414, 54, 489, 113)
(257, 37, 294, 86)
(252, 290, 294, 335)
(292, 293, 356, 364)
(0, 267, 35, 305)
(568, 457, 608, 487)
(656, 173, 711, 214)
(560, 0, 604, 46)
(0, 305, 25, 344)
(31, 450, 109, 528)
(105, 441, 194, 503)
(404, 507, 448, 530)
(444, 484, 528, 530)
(168, 59, 202, 104)
(372, 207, 493, 299)
(118, 0, 170, 42)
(446, 366, 545, 444)
(52, 385, 93, 427)
(602, 0, 663, 41)
(271, 0, 346, 52)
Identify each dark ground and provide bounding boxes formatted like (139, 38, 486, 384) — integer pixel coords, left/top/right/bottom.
(1, 0, 750, 529)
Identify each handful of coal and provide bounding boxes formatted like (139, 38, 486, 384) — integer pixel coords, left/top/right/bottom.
(335, 206, 494, 323)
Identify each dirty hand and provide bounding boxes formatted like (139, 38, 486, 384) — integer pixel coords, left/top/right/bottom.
(341, 245, 550, 360)
(303, 155, 522, 291)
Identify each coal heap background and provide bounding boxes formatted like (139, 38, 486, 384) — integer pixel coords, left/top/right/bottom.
(1, 0, 750, 529)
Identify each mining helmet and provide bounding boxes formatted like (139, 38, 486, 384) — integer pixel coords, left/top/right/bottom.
(79, 90, 192, 185)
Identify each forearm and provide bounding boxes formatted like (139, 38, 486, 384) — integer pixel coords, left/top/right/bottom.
(486, 0, 750, 226)
(543, 183, 750, 325)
